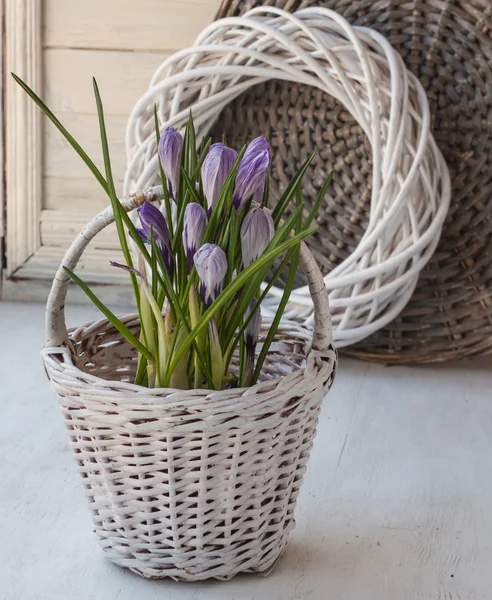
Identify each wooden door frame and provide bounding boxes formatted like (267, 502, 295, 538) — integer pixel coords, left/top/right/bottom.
(0, 0, 5, 288)
(2, 0, 224, 305)
(2, 0, 43, 300)
(1, 0, 129, 305)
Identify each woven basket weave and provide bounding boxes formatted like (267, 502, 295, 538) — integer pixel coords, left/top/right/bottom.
(41, 187, 337, 581)
(216, 0, 492, 363)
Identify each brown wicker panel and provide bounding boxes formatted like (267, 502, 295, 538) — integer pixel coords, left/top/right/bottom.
(213, 0, 492, 364)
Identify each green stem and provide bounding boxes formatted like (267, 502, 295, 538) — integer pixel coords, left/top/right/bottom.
(170, 323, 189, 389)
(139, 281, 167, 386)
(189, 286, 204, 389)
(208, 319, 223, 390)
(243, 345, 255, 388)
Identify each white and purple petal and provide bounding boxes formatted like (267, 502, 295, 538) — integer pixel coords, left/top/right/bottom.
(233, 136, 271, 210)
(193, 243, 228, 307)
(158, 127, 183, 201)
(202, 143, 237, 212)
(183, 203, 207, 269)
(137, 202, 174, 280)
(109, 261, 143, 278)
(240, 207, 275, 267)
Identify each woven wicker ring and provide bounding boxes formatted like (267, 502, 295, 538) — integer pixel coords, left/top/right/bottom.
(125, 6, 451, 347)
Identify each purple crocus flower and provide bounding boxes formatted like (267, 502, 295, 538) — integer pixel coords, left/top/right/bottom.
(158, 127, 183, 201)
(134, 201, 174, 280)
(193, 243, 228, 307)
(183, 202, 207, 269)
(233, 136, 271, 210)
(240, 207, 275, 267)
(201, 143, 238, 212)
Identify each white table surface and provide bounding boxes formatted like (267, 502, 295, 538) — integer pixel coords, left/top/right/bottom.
(1, 301, 491, 600)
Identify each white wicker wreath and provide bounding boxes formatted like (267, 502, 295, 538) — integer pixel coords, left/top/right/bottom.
(124, 6, 451, 347)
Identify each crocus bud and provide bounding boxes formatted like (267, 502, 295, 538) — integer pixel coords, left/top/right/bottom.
(158, 127, 183, 201)
(244, 299, 262, 350)
(194, 243, 228, 307)
(233, 136, 271, 209)
(240, 207, 275, 267)
(201, 143, 237, 212)
(135, 202, 174, 280)
(183, 202, 207, 269)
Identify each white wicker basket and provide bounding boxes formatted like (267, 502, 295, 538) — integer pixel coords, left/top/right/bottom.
(41, 187, 337, 581)
(125, 6, 451, 347)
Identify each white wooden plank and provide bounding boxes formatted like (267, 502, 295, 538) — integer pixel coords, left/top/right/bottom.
(1, 277, 133, 307)
(2, 309, 492, 599)
(43, 176, 124, 212)
(40, 209, 121, 250)
(44, 113, 127, 182)
(0, 1, 4, 240)
(14, 245, 126, 283)
(44, 0, 221, 51)
(44, 49, 168, 117)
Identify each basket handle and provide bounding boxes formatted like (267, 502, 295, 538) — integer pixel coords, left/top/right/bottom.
(45, 186, 332, 352)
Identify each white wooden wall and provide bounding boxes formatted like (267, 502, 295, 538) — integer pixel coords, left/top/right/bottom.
(3, 0, 222, 301)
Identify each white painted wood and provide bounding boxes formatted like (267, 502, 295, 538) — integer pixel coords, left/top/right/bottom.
(44, 49, 168, 117)
(5, 0, 43, 275)
(40, 209, 122, 250)
(3, 0, 222, 298)
(0, 0, 4, 242)
(44, 0, 221, 51)
(1, 278, 133, 306)
(14, 245, 125, 282)
(2, 300, 492, 598)
(43, 176, 124, 212)
(44, 113, 128, 182)
(41, 50, 164, 210)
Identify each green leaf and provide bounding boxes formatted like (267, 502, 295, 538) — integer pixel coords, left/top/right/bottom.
(12, 73, 108, 194)
(238, 334, 246, 387)
(150, 232, 158, 300)
(192, 137, 212, 198)
(135, 353, 149, 387)
(63, 266, 153, 362)
(269, 204, 305, 248)
(226, 209, 239, 286)
(272, 150, 316, 225)
(166, 227, 316, 377)
(296, 183, 303, 230)
(187, 110, 196, 174)
(180, 166, 202, 205)
(303, 170, 334, 229)
(222, 204, 305, 345)
(92, 78, 140, 307)
(252, 245, 301, 383)
(149, 238, 215, 388)
(261, 173, 270, 208)
(253, 175, 306, 383)
(224, 246, 297, 370)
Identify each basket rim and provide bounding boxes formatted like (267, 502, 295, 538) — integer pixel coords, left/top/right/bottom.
(42, 312, 334, 411)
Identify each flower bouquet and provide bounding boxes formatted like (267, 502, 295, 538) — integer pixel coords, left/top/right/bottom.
(16, 73, 337, 580)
